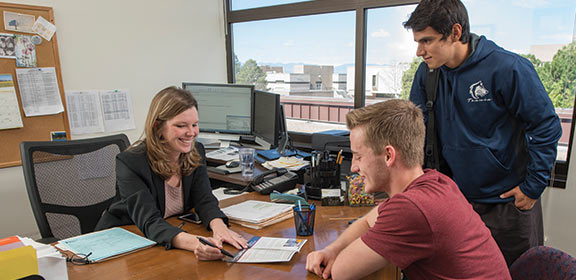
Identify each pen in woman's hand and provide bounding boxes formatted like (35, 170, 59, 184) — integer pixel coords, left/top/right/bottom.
(196, 236, 235, 258)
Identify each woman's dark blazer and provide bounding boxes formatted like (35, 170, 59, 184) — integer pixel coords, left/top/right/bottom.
(95, 142, 228, 249)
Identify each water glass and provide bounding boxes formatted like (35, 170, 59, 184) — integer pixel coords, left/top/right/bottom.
(239, 148, 255, 178)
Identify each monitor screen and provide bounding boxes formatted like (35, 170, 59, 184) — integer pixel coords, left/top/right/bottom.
(252, 90, 280, 149)
(182, 83, 254, 134)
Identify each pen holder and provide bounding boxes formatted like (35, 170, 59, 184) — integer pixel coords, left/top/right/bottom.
(346, 174, 374, 207)
(293, 204, 316, 236)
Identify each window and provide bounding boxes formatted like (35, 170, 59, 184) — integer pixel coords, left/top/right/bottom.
(366, 5, 417, 102)
(231, 11, 354, 133)
(224, 0, 576, 187)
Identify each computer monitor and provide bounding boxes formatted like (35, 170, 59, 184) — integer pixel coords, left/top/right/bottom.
(277, 104, 290, 155)
(182, 83, 254, 135)
(252, 90, 281, 150)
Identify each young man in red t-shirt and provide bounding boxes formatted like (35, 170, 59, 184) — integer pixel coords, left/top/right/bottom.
(305, 100, 510, 280)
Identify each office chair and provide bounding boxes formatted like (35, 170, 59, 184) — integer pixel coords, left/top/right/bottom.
(509, 245, 576, 280)
(20, 134, 130, 244)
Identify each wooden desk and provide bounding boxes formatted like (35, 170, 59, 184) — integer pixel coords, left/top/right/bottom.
(65, 193, 399, 279)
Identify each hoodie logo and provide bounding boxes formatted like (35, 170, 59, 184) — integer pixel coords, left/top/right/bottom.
(468, 81, 491, 103)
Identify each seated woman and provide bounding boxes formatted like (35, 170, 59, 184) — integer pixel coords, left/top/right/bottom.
(96, 86, 247, 260)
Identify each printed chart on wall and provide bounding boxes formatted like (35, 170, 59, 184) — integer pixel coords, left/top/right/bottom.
(65, 89, 135, 135)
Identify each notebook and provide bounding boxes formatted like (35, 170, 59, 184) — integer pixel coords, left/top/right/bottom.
(56, 227, 156, 263)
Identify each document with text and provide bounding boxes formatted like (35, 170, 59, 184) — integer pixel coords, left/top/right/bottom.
(230, 237, 306, 263)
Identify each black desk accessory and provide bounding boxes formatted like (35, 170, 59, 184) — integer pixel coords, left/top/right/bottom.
(305, 149, 342, 200)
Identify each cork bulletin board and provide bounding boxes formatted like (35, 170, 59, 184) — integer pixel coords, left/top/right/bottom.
(0, 2, 69, 168)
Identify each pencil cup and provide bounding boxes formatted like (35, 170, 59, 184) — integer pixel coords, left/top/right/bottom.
(239, 148, 255, 178)
(293, 205, 315, 236)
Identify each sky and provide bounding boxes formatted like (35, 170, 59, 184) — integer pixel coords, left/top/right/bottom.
(231, 0, 576, 70)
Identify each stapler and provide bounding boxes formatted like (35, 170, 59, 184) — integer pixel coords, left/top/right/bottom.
(270, 191, 309, 206)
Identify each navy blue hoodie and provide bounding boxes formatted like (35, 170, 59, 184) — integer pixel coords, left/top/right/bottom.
(410, 35, 561, 203)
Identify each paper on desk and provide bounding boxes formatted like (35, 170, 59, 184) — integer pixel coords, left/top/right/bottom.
(262, 156, 309, 171)
(20, 236, 68, 280)
(16, 67, 64, 116)
(221, 200, 293, 224)
(231, 237, 307, 263)
(206, 146, 239, 161)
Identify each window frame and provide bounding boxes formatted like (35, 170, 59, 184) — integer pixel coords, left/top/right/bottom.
(223, 0, 574, 188)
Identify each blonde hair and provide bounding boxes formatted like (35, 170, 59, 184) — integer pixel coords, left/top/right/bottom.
(131, 86, 201, 179)
(346, 99, 425, 167)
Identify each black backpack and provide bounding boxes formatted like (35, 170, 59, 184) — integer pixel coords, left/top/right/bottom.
(424, 65, 451, 176)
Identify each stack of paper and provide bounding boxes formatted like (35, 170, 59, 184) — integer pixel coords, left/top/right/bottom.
(221, 200, 294, 229)
(231, 236, 307, 263)
(55, 227, 156, 263)
(262, 156, 309, 171)
(205, 146, 240, 161)
(20, 236, 68, 280)
(0, 235, 67, 280)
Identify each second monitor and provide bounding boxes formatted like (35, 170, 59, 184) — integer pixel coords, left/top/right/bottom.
(252, 90, 281, 150)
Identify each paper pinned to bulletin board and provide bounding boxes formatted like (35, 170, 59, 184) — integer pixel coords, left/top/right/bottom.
(3, 11, 35, 33)
(0, 2, 70, 168)
(0, 73, 23, 130)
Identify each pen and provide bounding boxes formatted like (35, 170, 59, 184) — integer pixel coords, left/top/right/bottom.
(177, 222, 185, 229)
(196, 236, 235, 258)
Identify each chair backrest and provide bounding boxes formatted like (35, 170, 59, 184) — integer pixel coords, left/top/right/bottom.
(510, 245, 576, 280)
(20, 134, 129, 243)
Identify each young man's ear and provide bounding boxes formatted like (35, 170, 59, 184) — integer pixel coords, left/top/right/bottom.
(451, 23, 463, 42)
(384, 145, 396, 166)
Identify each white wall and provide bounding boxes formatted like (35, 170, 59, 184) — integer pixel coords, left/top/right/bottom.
(0, 0, 227, 239)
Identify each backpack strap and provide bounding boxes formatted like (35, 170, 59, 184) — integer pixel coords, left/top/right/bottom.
(424, 65, 441, 170)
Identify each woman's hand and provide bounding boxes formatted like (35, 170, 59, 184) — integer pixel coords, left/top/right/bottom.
(193, 236, 227, 261)
(172, 232, 225, 261)
(210, 218, 248, 249)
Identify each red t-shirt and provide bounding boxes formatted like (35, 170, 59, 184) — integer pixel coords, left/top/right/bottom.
(361, 169, 510, 280)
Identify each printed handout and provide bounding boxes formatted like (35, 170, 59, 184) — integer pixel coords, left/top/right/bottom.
(100, 89, 136, 132)
(15, 67, 63, 116)
(65, 90, 105, 134)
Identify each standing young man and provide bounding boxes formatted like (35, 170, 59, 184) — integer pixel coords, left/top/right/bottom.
(403, 0, 562, 266)
(306, 100, 510, 280)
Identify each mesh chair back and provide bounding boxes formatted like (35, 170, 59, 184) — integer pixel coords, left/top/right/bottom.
(510, 245, 576, 280)
(20, 134, 129, 242)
